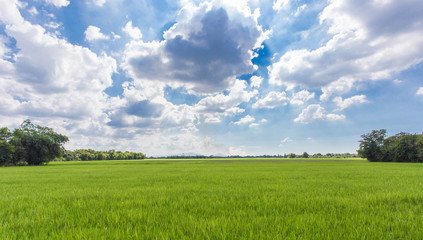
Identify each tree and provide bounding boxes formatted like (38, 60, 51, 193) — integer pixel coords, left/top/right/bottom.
(288, 153, 296, 158)
(302, 152, 309, 158)
(358, 130, 423, 162)
(358, 129, 386, 162)
(13, 120, 69, 165)
(392, 134, 419, 162)
(0, 127, 15, 166)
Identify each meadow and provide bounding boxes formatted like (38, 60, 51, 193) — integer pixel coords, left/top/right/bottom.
(1, 158, 423, 239)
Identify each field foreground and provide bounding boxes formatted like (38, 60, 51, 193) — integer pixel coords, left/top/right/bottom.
(1, 159, 423, 239)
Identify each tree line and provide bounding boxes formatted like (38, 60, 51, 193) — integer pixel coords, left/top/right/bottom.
(1, 120, 145, 166)
(153, 152, 358, 159)
(60, 149, 145, 161)
(358, 129, 423, 162)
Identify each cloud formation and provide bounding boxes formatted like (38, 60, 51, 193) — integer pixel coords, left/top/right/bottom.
(269, 0, 423, 99)
(252, 91, 289, 109)
(234, 115, 255, 125)
(1, 0, 422, 156)
(0, 0, 116, 137)
(122, 2, 266, 93)
(334, 95, 368, 111)
(44, 0, 69, 7)
(85, 25, 109, 41)
(122, 21, 142, 40)
(294, 104, 345, 124)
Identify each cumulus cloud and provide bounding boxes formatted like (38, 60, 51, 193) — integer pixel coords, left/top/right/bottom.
(252, 91, 288, 109)
(122, 1, 266, 93)
(294, 104, 345, 124)
(320, 77, 355, 101)
(234, 115, 255, 125)
(106, 79, 197, 132)
(122, 21, 142, 40)
(195, 79, 256, 114)
(334, 95, 368, 111)
(290, 90, 314, 105)
(269, 0, 423, 96)
(85, 25, 109, 41)
(273, 0, 291, 12)
(204, 117, 221, 123)
(250, 75, 263, 88)
(44, 0, 70, 7)
(93, 0, 106, 7)
(0, 0, 116, 130)
(417, 87, 423, 96)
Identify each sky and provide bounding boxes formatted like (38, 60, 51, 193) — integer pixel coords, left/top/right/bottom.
(0, 0, 422, 156)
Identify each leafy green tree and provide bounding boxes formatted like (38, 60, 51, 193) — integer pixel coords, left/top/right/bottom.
(358, 129, 386, 162)
(393, 134, 419, 162)
(288, 153, 296, 158)
(0, 127, 15, 166)
(302, 152, 309, 158)
(13, 120, 69, 165)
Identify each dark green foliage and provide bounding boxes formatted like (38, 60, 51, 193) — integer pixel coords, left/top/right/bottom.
(1, 120, 69, 166)
(358, 129, 387, 162)
(358, 130, 423, 162)
(61, 149, 145, 161)
(0, 127, 15, 166)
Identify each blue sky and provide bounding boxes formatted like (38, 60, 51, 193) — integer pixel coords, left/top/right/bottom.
(1, 0, 422, 156)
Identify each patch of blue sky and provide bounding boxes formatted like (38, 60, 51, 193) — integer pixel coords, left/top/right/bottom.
(0, 25, 18, 63)
(164, 86, 202, 106)
(104, 70, 131, 97)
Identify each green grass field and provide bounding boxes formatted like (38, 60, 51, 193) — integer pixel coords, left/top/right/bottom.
(1, 159, 423, 239)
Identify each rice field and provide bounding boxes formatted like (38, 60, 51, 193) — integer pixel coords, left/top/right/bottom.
(1, 159, 423, 239)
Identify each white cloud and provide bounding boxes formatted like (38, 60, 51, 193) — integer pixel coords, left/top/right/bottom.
(93, 0, 106, 7)
(0, 0, 117, 139)
(294, 104, 345, 124)
(279, 137, 293, 147)
(294, 4, 307, 17)
(111, 32, 121, 40)
(393, 79, 403, 84)
(44, 0, 70, 7)
(320, 77, 355, 101)
(122, 21, 143, 40)
(334, 95, 368, 110)
(252, 91, 288, 109)
(417, 87, 423, 96)
(273, 0, 291, 12)
(44, 22, 61, 29)
(121, 1, 266, 93)
(269, 0, 423, 97)
(234, 115, 267, 128)
(204, 117, 221, 123)
(85, 25, 110, 41)
(259, 118, 268, 123)
(250, 75, 263, 88)
(195, 80, 256, 115)
(234, 115, 255, 125)
(290, 90, 315, 105)
(28, 6, 39, 16)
